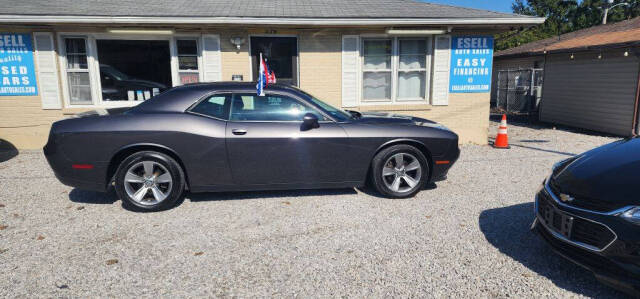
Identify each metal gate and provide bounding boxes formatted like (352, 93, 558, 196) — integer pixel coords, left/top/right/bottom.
(495, 69, 543, 114)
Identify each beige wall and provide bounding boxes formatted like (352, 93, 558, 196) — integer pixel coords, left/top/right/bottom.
(352, 94, 490, 144)
(1, 27, 491, 149)
(220, 30, 251, 82)
(298, 31, 343, 108)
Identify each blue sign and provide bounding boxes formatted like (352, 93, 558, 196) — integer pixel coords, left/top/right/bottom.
(450, 36, 493, 93)
(0, 33, 37, 96)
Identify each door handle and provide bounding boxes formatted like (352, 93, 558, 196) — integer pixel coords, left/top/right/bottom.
(232, 129, 247, 135)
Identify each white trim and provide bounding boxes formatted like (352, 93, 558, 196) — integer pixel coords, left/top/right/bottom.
(359, 36, 432, 105)
(341, 35, 360, 108)
(173, 35, 204, 85)
(57, 31, 196, 108)
(0, 15, 546, 25)
(33, 32, 63, 109)
(201, 34, 222, 82)
(431, 35, 451, 106)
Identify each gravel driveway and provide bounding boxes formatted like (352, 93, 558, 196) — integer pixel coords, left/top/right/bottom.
(0, 120, 629, 298)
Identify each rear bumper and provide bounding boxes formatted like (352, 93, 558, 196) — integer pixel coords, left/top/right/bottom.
(43, 135, 108, 192)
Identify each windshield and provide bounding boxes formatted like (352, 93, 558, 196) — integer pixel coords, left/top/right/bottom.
(296, 90, 353, 121)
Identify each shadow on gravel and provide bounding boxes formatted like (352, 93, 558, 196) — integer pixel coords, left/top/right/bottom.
(69, 189, 117, 204)
(187, 188, 358, 202)
(356, 182, 437, 197)
(0, 139, 18, 163)
(479, 203, 626, 298)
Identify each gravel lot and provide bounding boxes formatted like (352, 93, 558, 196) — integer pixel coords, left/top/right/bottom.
(0, 119, 629, 298)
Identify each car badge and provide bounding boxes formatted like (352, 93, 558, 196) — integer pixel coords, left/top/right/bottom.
(559, 194, 575, 203)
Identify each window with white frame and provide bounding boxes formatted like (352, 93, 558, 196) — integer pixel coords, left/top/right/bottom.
(362, 37, 432, 104)
(64, 38, 92, 105)
(176, 39, 200, 85)
(60, 34, 206, 107)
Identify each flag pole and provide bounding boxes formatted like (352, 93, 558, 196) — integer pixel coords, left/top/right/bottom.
(258, 52, 264, 96)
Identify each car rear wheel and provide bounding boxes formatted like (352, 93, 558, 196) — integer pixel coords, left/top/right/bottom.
(114, 151, 185, 212)
(371, 144, 429, 198)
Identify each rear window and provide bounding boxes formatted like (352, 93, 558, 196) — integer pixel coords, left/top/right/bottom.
(189, 94, 232, 120)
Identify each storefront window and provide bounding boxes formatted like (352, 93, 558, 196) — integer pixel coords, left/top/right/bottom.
(64, 38, 92, 104)
(97, 40, 171, 102)
(177, 39, 200, 85)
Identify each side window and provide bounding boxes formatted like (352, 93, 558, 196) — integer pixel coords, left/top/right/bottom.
(190, 94, 232, 120)
(230, 93, 328, 121)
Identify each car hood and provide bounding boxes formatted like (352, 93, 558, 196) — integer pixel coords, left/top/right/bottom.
(554, 137, 640, 206)
(353, 111, 451, 131)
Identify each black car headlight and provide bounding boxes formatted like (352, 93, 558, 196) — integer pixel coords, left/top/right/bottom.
(621, 207, 640, 225)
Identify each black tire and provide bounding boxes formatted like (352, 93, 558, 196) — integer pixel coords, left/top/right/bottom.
(114, 151, 185, 212)
(370, 144, 429, 198)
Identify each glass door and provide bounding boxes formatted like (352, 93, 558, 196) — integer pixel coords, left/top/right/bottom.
(250, 36, 298, 86)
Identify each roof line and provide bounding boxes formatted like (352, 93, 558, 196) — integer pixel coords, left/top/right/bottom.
(0, 15, 546, 26)
(496, 41, 640, 58)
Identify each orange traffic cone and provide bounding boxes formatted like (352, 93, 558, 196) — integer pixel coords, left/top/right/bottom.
(493, 114, 510, 149)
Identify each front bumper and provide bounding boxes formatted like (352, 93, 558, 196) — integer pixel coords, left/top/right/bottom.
(533, 180, 640, 295)
(431, 145, 460, 182)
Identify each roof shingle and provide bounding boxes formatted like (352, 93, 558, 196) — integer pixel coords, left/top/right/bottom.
(0, 0, 530, 19)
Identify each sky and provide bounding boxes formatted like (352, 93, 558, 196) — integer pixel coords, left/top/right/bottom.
(423, 0, 515, 13)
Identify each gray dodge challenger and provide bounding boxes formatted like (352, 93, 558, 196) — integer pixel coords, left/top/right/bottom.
(44, 82, 460, 211)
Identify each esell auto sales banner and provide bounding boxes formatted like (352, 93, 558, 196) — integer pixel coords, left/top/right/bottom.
(0, 33, 38, 96)
(450, 36, 494, 93)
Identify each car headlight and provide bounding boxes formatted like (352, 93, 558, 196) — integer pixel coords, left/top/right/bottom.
(620, 207, 640, 225)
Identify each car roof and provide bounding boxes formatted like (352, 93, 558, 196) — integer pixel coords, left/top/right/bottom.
(129, 82, 305, 113)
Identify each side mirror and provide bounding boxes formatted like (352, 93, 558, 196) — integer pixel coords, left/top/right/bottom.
(302, 113, 320, 130)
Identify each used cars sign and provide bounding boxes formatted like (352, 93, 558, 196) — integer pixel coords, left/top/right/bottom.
(449, 36, 494, 93)
(0, 33, 37, 96)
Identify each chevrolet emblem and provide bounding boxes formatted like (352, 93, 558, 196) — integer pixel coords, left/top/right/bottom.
(560, 194, 575, 203)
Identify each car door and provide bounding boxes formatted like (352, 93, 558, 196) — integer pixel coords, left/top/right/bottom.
(225, 92, 351, 186)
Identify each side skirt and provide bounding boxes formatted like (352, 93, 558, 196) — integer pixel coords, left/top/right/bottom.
(189, 181, 364, 193)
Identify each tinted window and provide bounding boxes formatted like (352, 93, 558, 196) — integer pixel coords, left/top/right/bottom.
(230, 93, 327, 121)
(190, 94, 232, 120)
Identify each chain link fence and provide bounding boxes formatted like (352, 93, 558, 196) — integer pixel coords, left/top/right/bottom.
(494, 69, 543, 115)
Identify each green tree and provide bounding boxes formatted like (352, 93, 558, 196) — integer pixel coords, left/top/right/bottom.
(496, 0, 640, 51)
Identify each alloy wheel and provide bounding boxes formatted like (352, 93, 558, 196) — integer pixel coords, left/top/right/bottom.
(123, 161, 173, 206)
(382, 153, 422, 193)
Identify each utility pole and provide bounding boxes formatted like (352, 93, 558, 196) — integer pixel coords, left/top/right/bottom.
(603, 0, 634, 24)
(603, 0, 612, 24)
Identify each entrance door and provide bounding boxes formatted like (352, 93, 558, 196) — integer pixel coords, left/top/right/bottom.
(250, 37, 298, 86)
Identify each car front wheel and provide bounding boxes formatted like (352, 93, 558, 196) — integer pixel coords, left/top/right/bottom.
(114, 151, 185, 212)
(371, 144, 429, 198)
